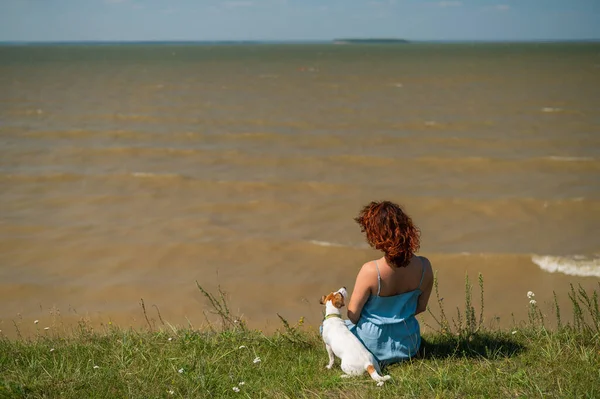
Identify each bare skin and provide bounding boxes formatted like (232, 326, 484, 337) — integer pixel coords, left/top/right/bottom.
(347, 255, 434, 324)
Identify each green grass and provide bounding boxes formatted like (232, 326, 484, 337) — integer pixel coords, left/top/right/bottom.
(1, 280, 599, 398)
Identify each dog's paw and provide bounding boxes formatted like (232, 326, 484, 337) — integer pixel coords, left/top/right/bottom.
(381, 375, 391, 381)
(376, 381, 385, 387)
(325, 364, 333, 370)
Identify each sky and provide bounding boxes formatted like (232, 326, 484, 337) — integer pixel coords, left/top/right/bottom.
(1, 0, 599, 42)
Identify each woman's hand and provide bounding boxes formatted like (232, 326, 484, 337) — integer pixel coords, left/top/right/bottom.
(347, 262, 377, 324)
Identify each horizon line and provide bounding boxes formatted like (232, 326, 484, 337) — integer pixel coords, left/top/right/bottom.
(1, 38, 599, 45)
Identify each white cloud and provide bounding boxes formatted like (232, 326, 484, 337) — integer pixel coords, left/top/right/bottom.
(437, 1, 462, 7)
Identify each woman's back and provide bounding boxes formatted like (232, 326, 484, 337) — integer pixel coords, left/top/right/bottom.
(376, 256, 429, 297)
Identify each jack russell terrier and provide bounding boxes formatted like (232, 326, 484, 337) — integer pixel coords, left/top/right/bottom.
(320, 287, 391, 385)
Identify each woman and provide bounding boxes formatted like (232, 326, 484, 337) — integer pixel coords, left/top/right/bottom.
(346, 200, 433, 366)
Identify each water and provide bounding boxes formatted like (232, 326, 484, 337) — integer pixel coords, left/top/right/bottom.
(1, 43, 599, 335)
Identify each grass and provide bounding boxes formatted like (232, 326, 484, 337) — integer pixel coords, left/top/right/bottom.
(1, 279, 599, 398)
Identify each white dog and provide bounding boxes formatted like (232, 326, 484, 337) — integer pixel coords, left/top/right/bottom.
(320, 287, 391, 385)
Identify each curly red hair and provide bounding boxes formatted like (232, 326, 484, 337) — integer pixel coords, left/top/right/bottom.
(354, 201, 420, 268)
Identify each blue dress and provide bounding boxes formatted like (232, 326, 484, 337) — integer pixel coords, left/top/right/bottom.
(345, 260, 425, 366)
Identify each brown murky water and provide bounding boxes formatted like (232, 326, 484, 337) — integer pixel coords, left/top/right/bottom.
(1, 43, 599, 337)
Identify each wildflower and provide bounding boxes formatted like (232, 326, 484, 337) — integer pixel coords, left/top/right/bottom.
(253, 357, 261, 364)
(529, 299, 537, 305)
(34, 320, 39, 324)
(93, 365, 99, 369)
(232, 387, 240, 392)
(178, 368, 184, 374)
(238, 382, 245, 386)
(527, 291, 535, 299)
(168, 337, 173, 342)
(50, 348, 55, 352)
(511, 331, 517, 335)
(44, 327, 50, 331)
(238, 345, 246, 349)
(167, 389, 175, 395)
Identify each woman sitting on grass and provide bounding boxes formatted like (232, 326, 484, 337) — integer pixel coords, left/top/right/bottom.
(346, 200, 433, 366)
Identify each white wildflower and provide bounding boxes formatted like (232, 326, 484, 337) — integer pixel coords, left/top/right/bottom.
(527, 291, 535, 299)
(93, 365, 99, 369)
(232, 386, 240, 392)
(167, 389, 175, 395)
(253, 357, 261, 364)
(168, 337, 173, 342)
(529, 299, 537, 305)
(511, 331, 517, 335)
(34, 320, 39, 324)
(238, 345, 246, 349)
(44, 327, 50, 331)
(238, 381, 245, 386)
(50, 348, 55, 352)
(178, 368, 184, 374)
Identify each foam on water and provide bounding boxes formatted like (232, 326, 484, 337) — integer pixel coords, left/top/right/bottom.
(131, 172, 182, 179)
(541, 107, 563, 113)
(545, 156, 595, 162)
(308, 240, 347, 248)
(531, 255, 600, 277)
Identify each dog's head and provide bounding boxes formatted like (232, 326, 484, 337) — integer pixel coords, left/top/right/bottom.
(319, 287, 347, 308)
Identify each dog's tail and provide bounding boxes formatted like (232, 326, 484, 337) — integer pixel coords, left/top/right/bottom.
(366, 364, 391, 384)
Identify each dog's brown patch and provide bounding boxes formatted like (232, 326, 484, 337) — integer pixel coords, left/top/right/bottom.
(332, 292, 345, 308)
(367, 364, 375, 375)
(320, 292, 345, 308)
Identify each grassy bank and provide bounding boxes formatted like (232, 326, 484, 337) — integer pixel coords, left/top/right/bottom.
(1, 281, 599, 398)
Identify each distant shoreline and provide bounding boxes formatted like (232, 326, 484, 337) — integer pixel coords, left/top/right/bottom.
(0, 39, 599, 46)
(333, 38, 410, 44)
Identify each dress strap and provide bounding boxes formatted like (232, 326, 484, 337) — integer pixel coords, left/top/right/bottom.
(374, 260, 381, 296)
(417, 257, 426, 289)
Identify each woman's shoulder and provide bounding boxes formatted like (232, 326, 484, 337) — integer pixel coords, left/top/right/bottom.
(417, 255, 431, 265)
(355, 260, 380, 286)
(358, 260, 378, 275)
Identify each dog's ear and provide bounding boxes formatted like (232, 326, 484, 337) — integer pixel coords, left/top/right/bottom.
(319, 295, 327, 305)
(333, 292, 345, 308)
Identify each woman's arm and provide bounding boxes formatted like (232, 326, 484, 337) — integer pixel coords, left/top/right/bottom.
(415, 257, 433, 315)
(347, 262, 376, 324)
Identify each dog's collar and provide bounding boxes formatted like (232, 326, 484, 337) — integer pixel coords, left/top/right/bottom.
(323, 313, 342, 321)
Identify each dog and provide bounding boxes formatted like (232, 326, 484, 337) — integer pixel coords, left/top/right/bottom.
(319, 287, 391, 385)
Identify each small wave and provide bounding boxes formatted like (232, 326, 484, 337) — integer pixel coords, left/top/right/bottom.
(541, 107, 563, 113)
(544, 156, 595, 162)
(131, 172, 183, 179)
(308, 240, 347, 248)
(307, 240, 369, 249)
(531, 255, 600, 277)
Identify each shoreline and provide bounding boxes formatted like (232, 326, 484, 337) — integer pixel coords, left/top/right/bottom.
(2, 252, 597, 340)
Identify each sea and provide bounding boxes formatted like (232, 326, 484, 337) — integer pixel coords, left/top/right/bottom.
(0, 42, 599, 335)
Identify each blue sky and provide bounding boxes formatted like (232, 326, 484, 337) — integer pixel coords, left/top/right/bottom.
(1, 0, 599, 42)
